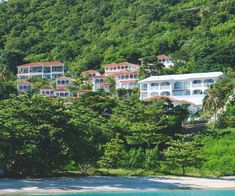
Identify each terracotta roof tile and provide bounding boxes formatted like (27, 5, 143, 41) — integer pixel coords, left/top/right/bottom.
(17, 81, 31, 84)
(18, 62, 64, 67)
(157, 54, 170, 59)
(104, 62, 139, 67)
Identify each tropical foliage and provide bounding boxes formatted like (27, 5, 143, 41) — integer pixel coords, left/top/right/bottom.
(0, 0, 234, 75)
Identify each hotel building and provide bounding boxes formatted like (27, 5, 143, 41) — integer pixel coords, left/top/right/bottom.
(138, 72, 223, 106)
(17, 62, 65, 80)
(92, 62, 139, 91)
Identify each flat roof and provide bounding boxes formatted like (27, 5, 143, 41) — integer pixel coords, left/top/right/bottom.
(138, 72, 223, 83)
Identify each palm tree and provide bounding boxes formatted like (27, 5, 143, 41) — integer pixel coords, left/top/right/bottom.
(203, 85, 223, 128)
(0, 64, 12, 82)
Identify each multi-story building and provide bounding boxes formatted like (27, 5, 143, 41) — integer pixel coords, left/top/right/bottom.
(92, 62, 139, 91)
(17, 81, 31, 92)
(17, 62, 65, 80)
(39, 76, 75, 98)
(138, 72, 223, 106)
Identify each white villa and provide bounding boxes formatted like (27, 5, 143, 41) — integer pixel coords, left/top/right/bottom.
(138, 72, 223, 106)
(92, 62, 139, 91)
(17, 62, 65, 80)
(157, 54, 174, 68)
(39, 76, 76, 98)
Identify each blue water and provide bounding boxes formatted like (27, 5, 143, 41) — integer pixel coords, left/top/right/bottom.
(37, 190, 235, 196)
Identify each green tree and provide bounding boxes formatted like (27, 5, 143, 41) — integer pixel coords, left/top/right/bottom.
(0, 95, 85, 176)
(163, 134, 203, 176)
(0, 64, 13, 82)
(98, 134, 125, 169)
(144, 147, 159, 170)
(203, 85, 224, 128)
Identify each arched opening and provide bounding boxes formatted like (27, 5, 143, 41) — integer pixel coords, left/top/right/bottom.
(160, 82, 170, 89)
(193, 89, 202, 95)
(204, 79, 214, 87)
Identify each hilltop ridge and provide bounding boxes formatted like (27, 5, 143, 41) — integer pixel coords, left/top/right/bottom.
(0, 0, 234, 74)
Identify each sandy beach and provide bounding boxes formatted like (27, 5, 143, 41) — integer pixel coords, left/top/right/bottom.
(0, 176, 235, 194)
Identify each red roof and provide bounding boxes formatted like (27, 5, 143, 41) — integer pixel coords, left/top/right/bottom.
(94, 75, 105, 78)
(18, 62, 64, 67)
(144, 96, 195, 105)
(157, 54, 170, 59)
(178, 100, 195, 105)
(104, 62, 139, 67)
(79, 90, 92, 92)
(105, 70, 139, 75)
(119, 80, 138, 83)
(144, 96, 176, 102)
(17, 81, 31, 84)
(56, 76, 76, 81)
(40, 88, 55, 91)
(82, 70, 100, 74)
(100, 84, 109, 87)
(55, 87, 69, 91)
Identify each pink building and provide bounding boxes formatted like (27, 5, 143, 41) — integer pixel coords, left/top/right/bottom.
(92, 62, 139, 92)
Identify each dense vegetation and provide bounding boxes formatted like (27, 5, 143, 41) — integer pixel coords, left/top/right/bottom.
(0, 0, 234, 75)
(0, 80, 234, 177)
(0, 0, 234, 177)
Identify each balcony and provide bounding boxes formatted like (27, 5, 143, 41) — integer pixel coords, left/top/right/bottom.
(160, 82, 171, 90)
(192, 83, 202, 88)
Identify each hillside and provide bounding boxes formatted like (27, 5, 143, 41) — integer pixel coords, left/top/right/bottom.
(0, 0, 234, 75)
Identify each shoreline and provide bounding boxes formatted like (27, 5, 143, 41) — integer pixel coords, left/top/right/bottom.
(0, 176, 235, 194)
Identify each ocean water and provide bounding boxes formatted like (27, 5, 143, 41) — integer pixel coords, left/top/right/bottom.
(43, 190, 235, 196)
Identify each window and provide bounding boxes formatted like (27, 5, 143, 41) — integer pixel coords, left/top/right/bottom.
(204, 89, 208, 95)
(160, 82, 170, 89)
(20, 68, 29, 73)
(150, 83, 159, 86)
(204, 79, 214, 87)
(192, 80, 202, 87)
(174, 81, 190, 90)
(141, 83, 148, 91)
(43, 67, 51, 73)
(57, 80, 61, 85)
(30, 67, 42, 73)
(52, 66, 63, 72)
(150, 83, 159, 90)
(173, 90, 190, 96)
(193, 90, 202, 95)
(125, 75, 128, 79)
(150, 92, 159, 97)
(130, 75, 133, 79)
(161, 91, 170, 96)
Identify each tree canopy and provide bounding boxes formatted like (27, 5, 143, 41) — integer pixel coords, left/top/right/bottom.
(0, 0, 234, 75)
